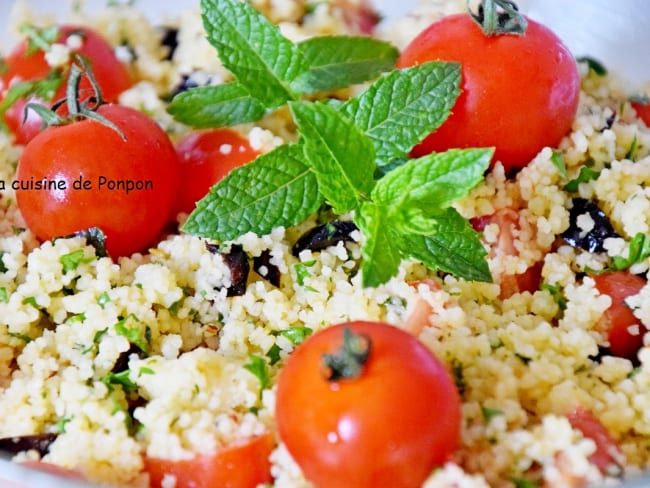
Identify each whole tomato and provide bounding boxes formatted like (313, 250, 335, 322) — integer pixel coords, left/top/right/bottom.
(275, 321, 461, 488)
(174, 128, 259, 215)
(592, 271, 647, 360)
(16, 104, 180, 258)
(1, 25, 132, 145)
(397, 10, 580, 173)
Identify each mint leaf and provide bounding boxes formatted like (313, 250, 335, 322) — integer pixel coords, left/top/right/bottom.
(612, 232, 650, 270)
(182, 144, 321, 241)
(399, 208, 492, 282)
(372, 148, 493, 210)
(564, 166, 600, 192)
(290, 100, 375, 214)
(200, 0, 307, 108)
(356, 202, 403, 287)
(341, 62, 461, 165)
(60, 249, 94, 273)
(167, 82, 266, 128)
(291, 36, 398, 94)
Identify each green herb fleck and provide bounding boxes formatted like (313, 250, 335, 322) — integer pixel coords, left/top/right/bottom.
(565, 166, 600, 193)
(102, 370, 137, 393)
(577, 56, 607, 76)
(114, 314, 148, 353)
(60, 248, 94, 273)
(97, 291, 111, 308)
(550, 150, 567, 179)
(612, 232, 650, 271)
(8, 332, 32, 343)
(0, 287, 8, 303)
(21, 296, 38, 307)
(244, 354, 270, 395)
(481, 405, 504, 423)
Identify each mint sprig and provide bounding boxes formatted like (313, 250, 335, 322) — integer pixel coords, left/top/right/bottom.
(168, 0, 398, 128)
(178, 0, 494, 287)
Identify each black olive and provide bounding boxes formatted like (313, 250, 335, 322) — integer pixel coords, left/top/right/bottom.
(169, 73, 200, 98)
(561, 198, 619, 253)
(253, 250, 281, 287)
(159, 26, 179, 60)
(206, 243, 250, 296)
(0, 433, 58, 456)
(292, 220, 357, 256)
(112, 343, 146, 374)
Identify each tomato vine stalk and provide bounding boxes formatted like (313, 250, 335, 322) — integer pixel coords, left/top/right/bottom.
(469, 0, 528, 36)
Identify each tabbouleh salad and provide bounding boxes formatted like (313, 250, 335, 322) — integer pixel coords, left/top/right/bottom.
(0, 0, 650, 487)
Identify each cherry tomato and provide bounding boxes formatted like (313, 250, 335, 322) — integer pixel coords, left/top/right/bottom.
(396, 13, 580, 173)
(174, 129, 259, 215)
(275, 321, 461, 488)
(592, 271, 647, 360)
(144, 434, 274, 488)
(1, 25, 132, 145)
(16, 104, 180, 258)
(566, 407, 624, 475)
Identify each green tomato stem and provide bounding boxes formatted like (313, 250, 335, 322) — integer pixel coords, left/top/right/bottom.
(322, 327, 371, 381)
(469, 0, 528, 36)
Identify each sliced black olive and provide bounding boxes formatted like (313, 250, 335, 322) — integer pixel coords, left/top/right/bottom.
(169, 73, 200, 98)
(292, 220, 357, 257)
(0, 433, 58, 456)
(206, 243, 250, 296)
(561, 198, 619, 253)
(159, 26, 179, 60)
(112, 343, 146, 374)
(253, 250, 281, 287)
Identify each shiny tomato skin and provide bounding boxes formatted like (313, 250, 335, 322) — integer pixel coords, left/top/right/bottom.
(144, 434, 274, 488)
(16, 104, 180, 258)
(275, 321, 462, 488)
(1, 25, 132, 145)
(396, 14, 580, 172)
(174, 129, 259, 215)
(592, 271, 647, 360)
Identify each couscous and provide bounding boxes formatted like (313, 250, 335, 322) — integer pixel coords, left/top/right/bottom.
(0, 0, 649, 487)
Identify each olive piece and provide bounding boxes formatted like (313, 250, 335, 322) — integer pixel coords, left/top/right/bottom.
(0, 433, 58, 456)
(292, 220, 357, 256)
(561, 198, 619, 253)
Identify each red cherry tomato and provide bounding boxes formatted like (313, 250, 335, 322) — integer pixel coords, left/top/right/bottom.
(1, 25, 132, 145)
(275, 321, 461, 488)
(592, 271, 647, 360)
(16, 104, 180, 258)
(566, 407, 624, 475)
(144, 434, 274, 488)
(174, 129, 259, 215)
(396, 13, 580, 173)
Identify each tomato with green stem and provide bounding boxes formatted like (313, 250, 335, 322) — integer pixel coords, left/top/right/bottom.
(144, 433, 274, 488)
(0, 24, 132, 145)
(275, 321, 461, 488)
(174, 128, 259, 216)
(592, 271, 647, 360)
(396, 0, 580, 173)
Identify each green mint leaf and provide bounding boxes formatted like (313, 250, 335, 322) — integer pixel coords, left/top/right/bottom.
(291, 36, 398, 94)
(372, 148, 493, 210)
(356, 202, 403, 287)
(182, 144, 321, 241)
(167, 82, 267, 128)
(244, 354, 270, 391)
(290, 100, 375, 214)
(200, 0, 308, 108)
(341, 62, 461, 165)
(102, 370, 137, 393)
(398, 207, 492, 282)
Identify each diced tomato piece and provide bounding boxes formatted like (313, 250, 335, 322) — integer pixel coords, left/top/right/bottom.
(592, 271, 647, 360)
(144, 433, 274, 488)
(566, 407, 625, 476)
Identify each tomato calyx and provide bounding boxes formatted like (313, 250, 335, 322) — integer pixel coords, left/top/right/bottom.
(322, 327, 371, 381)
(25, 54, 126, 140)
(470, 0, 527, 36)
